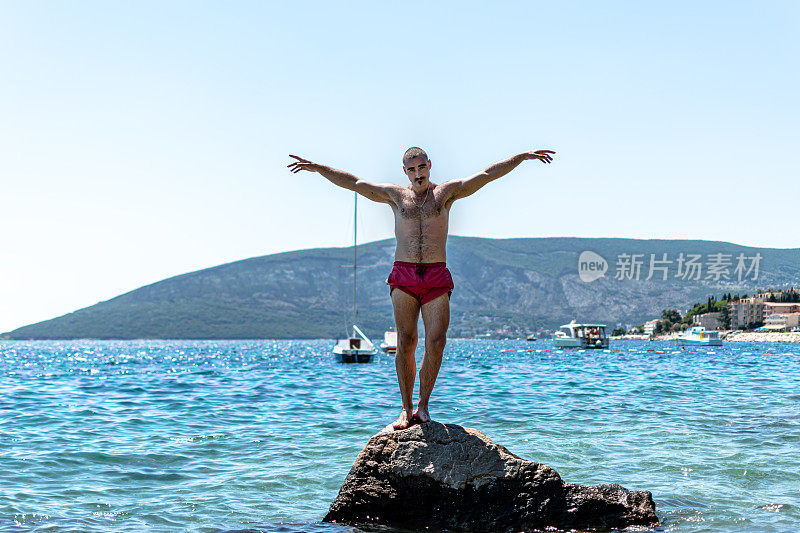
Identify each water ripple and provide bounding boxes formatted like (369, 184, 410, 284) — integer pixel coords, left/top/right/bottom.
(1, 339, 799, 532)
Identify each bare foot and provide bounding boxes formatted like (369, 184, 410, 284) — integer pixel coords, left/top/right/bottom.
(411, 405, 431, 424)
(392, 408, 413, 430)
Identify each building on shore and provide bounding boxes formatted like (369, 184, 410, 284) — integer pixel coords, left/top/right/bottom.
(693, 312, 722, 330)
(729, 296, 765, 329)
(643, 319, 661, 336)
(758, 288, 799, 301)
(764, 302, 800, 316)
(761, 312, 800, 332)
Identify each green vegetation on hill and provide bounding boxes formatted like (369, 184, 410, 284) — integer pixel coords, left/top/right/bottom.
(6, 237, 800, 339)
(643, 287, 800, 334)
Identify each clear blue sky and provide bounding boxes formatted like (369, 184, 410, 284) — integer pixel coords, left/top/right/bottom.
(1, 1, 798, 332)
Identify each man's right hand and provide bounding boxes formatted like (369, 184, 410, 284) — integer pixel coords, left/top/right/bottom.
(286, 154, 397, 205)
(287, 154, 323, 174)
(522, 150, 555, 164)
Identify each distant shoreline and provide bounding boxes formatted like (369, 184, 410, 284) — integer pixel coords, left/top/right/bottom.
(4, 334, 799, 343)
(614, 332, 800, 343)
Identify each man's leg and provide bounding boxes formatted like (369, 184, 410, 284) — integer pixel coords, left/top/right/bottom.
(413, 292, 450, 423)
(391, 288, 421, 430)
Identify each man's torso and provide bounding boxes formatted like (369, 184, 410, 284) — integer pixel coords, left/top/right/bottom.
(388, 183, 453, 263)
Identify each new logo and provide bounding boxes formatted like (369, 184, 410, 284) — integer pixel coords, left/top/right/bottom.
(578, 251, 607, 283)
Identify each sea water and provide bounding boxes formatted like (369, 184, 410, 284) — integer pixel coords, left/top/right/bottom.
(0, 339, 798, 532)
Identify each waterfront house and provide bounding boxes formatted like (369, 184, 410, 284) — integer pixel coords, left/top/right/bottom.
(643, 319, 661, 336)
(693, 312, 722, 330)
(761, 312, 800, 332)
(729, 296, 765, 329)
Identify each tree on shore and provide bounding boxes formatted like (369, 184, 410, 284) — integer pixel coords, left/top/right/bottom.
(658, 308, 682, 333)
(720, 304, 731, 330)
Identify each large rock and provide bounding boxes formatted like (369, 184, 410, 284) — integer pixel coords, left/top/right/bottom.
(324, 422, 659, 531)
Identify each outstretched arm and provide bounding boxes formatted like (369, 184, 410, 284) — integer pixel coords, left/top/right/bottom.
(443, 150, 555, 202)
(287, 154, 396, 204)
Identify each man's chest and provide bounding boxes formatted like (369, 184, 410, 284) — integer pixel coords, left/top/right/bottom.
(395, 194, 449, 222)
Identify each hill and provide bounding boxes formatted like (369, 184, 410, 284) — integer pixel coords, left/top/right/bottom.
(5, 236, 800, 339)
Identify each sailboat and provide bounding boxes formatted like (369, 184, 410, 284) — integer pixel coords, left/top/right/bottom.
(333, 191, 377, 363)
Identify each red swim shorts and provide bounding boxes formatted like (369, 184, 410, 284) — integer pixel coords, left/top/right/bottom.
(387, 261, 454, 305)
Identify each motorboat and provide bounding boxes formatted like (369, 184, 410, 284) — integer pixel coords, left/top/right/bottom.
(677, 326, 722, 346)
(553, 320, 609, 349)
(380, 330, 397, 354)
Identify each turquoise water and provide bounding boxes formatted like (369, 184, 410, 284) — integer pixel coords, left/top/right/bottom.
(1, 339, 798, 532)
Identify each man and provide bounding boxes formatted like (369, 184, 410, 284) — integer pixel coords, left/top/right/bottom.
(288, 147, 554, 429)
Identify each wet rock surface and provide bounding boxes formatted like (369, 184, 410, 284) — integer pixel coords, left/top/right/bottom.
(324, 421, 659, 532)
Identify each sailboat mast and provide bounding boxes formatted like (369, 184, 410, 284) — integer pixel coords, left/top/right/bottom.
(353, 191, 357, 332)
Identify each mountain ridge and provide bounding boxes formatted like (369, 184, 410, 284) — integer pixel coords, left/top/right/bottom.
(6, 236, 799, 340)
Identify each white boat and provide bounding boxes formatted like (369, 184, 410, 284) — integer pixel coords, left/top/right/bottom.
(553, 320, 609, 349)
(380, 330, 397, 354)
(333, 191, 377, 363)
(334, 324, 377, 363)
(526, 334, 537, 341)
(677, 326, 722, 346)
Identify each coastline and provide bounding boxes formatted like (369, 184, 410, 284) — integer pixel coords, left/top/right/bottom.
(614, 332, 800, 343)
(720, 331, 800, 343)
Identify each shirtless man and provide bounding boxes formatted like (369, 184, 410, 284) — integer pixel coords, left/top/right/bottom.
(288, 147, 554, 429)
